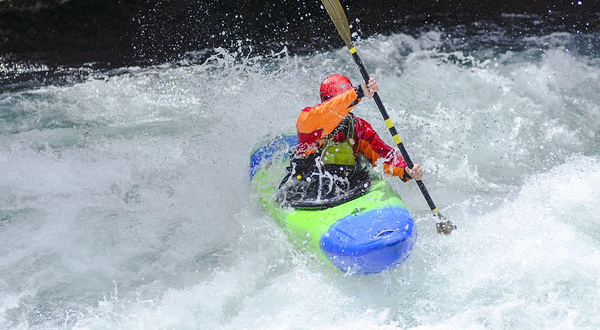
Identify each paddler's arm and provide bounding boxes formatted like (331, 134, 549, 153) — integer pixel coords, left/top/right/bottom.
(296, 87, 362, 136)
(296, 78, 377, 136)
(354, 116, 422, 181)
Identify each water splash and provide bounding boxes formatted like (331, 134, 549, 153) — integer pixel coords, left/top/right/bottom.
(1, 30, 600, 329)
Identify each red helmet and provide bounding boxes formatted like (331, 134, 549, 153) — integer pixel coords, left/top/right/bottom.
(320, 74, 353, 102)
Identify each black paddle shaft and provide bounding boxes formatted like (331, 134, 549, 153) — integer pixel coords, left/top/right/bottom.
(351, 51, 439, 213)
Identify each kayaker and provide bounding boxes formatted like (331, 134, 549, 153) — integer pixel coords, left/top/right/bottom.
(278, 74, 422, 207)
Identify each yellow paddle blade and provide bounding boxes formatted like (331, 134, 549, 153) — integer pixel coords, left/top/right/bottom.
(320, 0, 354, 49)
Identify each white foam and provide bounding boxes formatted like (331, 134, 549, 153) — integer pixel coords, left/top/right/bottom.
(1, 31, 600, 329)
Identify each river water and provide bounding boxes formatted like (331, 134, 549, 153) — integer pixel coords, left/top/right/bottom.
(1, 29, 600, 329)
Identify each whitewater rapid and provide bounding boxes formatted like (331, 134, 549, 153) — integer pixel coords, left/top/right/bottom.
(1, 31, 599, 329)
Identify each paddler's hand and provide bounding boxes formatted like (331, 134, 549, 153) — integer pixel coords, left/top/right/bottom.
(360, 78, 379, 99)
(406, 164, 423, 181)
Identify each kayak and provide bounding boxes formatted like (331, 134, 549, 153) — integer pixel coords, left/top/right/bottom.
(249, 134, 417, 274)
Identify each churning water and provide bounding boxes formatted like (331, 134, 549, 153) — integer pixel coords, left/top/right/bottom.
(1, 29, 600, 329)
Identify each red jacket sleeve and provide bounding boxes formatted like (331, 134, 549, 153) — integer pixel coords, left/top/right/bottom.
(354, 116, 412, 181)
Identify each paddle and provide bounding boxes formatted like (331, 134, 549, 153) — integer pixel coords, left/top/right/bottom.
(319, 0, 456, 235)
